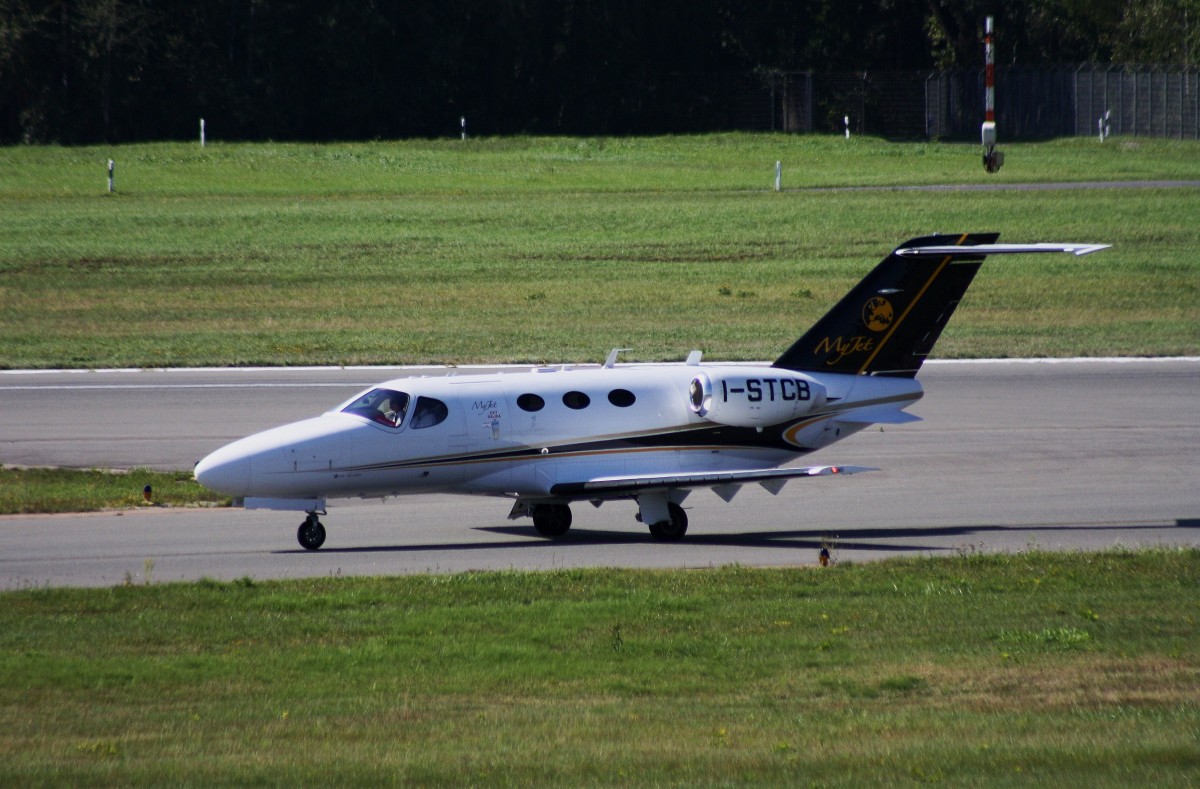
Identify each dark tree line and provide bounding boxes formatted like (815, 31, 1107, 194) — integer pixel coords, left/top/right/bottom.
(2, 0, 1197, 144)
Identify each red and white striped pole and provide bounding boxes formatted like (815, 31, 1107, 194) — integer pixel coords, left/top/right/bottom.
(984, 16, 995, 126)
(981, 16, 1003, 173)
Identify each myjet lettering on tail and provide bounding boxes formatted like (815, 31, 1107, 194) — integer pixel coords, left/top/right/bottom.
(195, 233, 1108, 550)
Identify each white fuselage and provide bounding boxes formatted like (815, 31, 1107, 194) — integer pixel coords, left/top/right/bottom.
(194, 363, 921, 510)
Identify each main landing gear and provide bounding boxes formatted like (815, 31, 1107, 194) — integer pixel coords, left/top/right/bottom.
(531, 503, 573, 537)
(647, 502, 688, 541)
(298, 512, 327, 550)
(527, 500, 688, 541)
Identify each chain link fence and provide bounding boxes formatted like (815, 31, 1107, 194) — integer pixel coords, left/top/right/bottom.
(1074, 66, 1200, 139)
(719, 66, 1200, 140)
(926, 65, 1200, 140)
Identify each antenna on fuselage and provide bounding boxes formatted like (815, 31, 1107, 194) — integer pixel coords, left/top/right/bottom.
(604, 348, 632, 368)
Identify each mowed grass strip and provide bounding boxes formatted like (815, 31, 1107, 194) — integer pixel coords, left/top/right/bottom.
(2, 136, 1198, 369)
(1, 552, 1196, 786)
(6, 135, 1200, 196)
(0, 467, 226, 514)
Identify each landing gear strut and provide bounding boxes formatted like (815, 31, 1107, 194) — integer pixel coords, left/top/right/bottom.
(298, 513, 326, 550)
(531, 503, 572, 537)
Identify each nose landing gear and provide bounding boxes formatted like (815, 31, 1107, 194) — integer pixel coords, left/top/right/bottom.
(298, 513, 327, 550)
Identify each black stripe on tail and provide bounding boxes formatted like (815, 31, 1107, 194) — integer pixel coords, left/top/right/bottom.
(773, 233, 1001, 378)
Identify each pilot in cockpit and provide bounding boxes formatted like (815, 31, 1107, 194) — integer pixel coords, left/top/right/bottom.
(382, 397, 404, 426)
(343, 387, 409, 427)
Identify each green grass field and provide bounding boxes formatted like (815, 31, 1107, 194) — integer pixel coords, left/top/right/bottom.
(0, 467, 226, 515)
(2, 135, 1198, 369)
(3, 136, 1198, 784)
(1, 552, 1196, 786)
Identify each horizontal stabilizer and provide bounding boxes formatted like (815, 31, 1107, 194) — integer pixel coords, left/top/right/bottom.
(550, 465, 876, 499)
(896, 242, 1110, 258)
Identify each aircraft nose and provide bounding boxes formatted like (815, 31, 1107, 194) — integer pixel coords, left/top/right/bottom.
(194, 447, 252, 497)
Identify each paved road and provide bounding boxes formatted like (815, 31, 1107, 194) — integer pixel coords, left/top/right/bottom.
(1, 360, 1197, 588)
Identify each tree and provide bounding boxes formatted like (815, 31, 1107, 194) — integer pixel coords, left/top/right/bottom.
(1113, 0, 1200, 64)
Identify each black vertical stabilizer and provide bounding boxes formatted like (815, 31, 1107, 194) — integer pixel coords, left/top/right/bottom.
(773, 233, 1001, 378)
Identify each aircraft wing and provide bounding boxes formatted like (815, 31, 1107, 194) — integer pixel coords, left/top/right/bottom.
(547, 465, 876, 502)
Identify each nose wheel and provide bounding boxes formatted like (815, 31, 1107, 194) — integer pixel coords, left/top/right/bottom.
(298, 513, 327, 550)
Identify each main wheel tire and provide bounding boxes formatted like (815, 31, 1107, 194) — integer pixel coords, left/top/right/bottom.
(297, 516, 327, 550)
(648, 502, 688, 541)
(531, 503, 572, 537)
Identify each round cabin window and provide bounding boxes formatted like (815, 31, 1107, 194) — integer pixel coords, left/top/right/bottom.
(517, 393, 545, 412)
(562, 391, 591, 410)
(608, 389, 636, 407)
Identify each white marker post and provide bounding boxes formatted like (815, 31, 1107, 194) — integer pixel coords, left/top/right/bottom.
(844, 115, 850, 139)
(774, 161, 782, 192)
(461, 116, 466, 141)
(200, 118, 206, 147)
(107, 159, 115, 193)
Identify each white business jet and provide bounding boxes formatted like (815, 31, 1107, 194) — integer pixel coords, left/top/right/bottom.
(195, 233, 1107, 549)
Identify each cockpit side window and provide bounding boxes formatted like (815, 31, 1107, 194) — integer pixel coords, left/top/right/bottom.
(341, 388, 410, 428)
(410, 397, 449, 429)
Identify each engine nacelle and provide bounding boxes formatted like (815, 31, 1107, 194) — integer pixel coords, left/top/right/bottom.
(688, 369, 827, 427)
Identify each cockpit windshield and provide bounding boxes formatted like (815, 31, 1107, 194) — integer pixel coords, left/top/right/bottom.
(341, 388, 410, 428)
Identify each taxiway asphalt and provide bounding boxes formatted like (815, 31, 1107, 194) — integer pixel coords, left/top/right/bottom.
(2, 359, 1197, 588)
